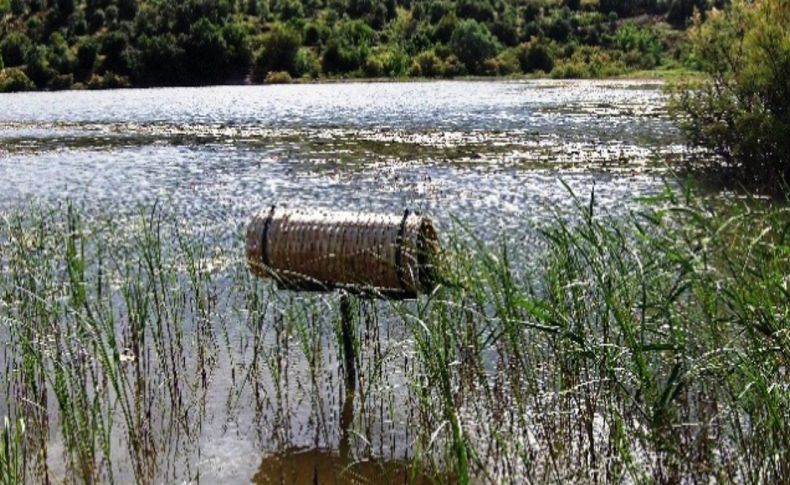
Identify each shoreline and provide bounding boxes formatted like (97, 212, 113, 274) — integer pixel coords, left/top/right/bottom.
(0, 68, 699, 93)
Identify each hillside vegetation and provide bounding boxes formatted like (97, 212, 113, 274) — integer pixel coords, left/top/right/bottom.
(0, 0, 722, 91)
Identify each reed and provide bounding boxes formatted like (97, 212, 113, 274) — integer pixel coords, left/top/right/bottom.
(0, 184, 787, 483)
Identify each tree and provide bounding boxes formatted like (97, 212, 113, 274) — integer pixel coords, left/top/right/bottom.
(183, 18, 231, 83)
(456, 0, 494, 22)
(0, 68, 35, 92)
(320, 19, 374, 73)
(517, 38, 554, 73)
(449, 19, 500, 74)
(24, 46, 56, 87)
(76, 38, 100, 74)
(0, 32, 32, 67)
(252, 23, 301, 80)
(670, 0, 790, 191)
(135, 34, 187, 85)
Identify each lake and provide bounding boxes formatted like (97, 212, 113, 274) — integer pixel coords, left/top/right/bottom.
(0, 80, 686, 483)
(0, 80, 682, 236)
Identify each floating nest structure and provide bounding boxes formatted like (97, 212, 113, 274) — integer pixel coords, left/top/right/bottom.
(246, 206, 440, 299)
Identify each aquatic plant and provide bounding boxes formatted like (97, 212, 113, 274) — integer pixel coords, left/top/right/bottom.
(0, 183, 788, 482)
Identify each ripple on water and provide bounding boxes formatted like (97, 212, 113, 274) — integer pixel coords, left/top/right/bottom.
(0, 80, 689, 483)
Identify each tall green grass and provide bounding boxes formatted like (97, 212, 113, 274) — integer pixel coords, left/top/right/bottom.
(0, 185, 788, 483)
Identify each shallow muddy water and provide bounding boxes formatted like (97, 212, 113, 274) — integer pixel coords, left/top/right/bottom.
(0, 80, 687, 483)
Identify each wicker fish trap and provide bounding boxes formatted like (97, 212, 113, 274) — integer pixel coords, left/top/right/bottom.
(246, 206, 440, 298)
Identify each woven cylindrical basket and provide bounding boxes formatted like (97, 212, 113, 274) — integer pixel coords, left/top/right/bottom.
(246, 207, 440, 298)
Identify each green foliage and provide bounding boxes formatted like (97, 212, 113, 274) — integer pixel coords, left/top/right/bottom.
(0, 0, 720, 88)
(135, 34, 185, 85)
(263, 69, 292, 83)
(1, 32, 32, 67)
(76, 37, 99, 73)
(516, 38, 554, 73)
(616, 22, 661, 68)
(0, 67, 35, 91)
(25, 45, 56, 87)
(253, 23, 301, 80)
(87, 70, 130, 89)
(551, 45, 624, 78)
(670, 0, 790, 192)
(321, 19, 374, 74)
(182, 19, 232, 82)
(0, 417, 26, 484)
(294, 47, 319, 77)
(449, 19, 500, 74)
(409, 50, 442, 77)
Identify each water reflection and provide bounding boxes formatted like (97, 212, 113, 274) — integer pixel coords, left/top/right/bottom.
(254, 389, 432, 485)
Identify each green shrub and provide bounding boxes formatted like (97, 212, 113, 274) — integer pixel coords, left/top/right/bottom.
(294, 47, 320, 78)
(49, 73, 74, 90)
(263, 70, 292, 83)
(321, 20, 375, 74)
(0, 32, 32, 67)
(669, 0, 790, 191)
(433, 12, 457, 43)
(272, 0, 304, 20)
(410, 50, 442, 77)
(484, 49, 520, 75)
(546, 15, 572, 42)
(252, 23, 301, 81)
(222, 22, 254, 71)
(456, 0, 495, 22)
(302, 22, 326, 46)
(0, 67, 35, 92)
(449, 19, 500, 74)
(87, 71, 131, 89)
(550, 45, 623, 78)
(439, 53, 466, 77)
(47, 33, 77, 74)
(615, 22, 661, 67)
(516, 38, 554, 73)
(89, 8, 105, 32)
(550, 60, 589, 78)
(667, 0, 707, 28)
(375, 47, 410, 76)
(25, 45, 56, 87)
(183, 19, 231, 82)
(135, 34, 186, 85)
(76, 38, 99, 73)
(363, 56, 384, 77)
(100, 31, 134, 76)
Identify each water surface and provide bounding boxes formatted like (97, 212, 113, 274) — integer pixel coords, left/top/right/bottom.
(0, 80, 685, 483)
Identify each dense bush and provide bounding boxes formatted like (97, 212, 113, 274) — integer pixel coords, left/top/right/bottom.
(410, 50, 442, 77)
(252, 23, 301, 80)
(670, 0, 790, 191)
(0, 0, 720, 88)
(183, 19, 231, 83)
(0, 31, 31, 66)
(0, 67, 35, 91)
(263, 69, 292, 83)
(321, 19, 374, 74)
(516, 38, 554, 73)
(449, 19, 500, 74)
(294, 47, 320, 78)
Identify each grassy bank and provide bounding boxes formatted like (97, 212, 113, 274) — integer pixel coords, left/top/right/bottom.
(1, 184, 788, 483)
